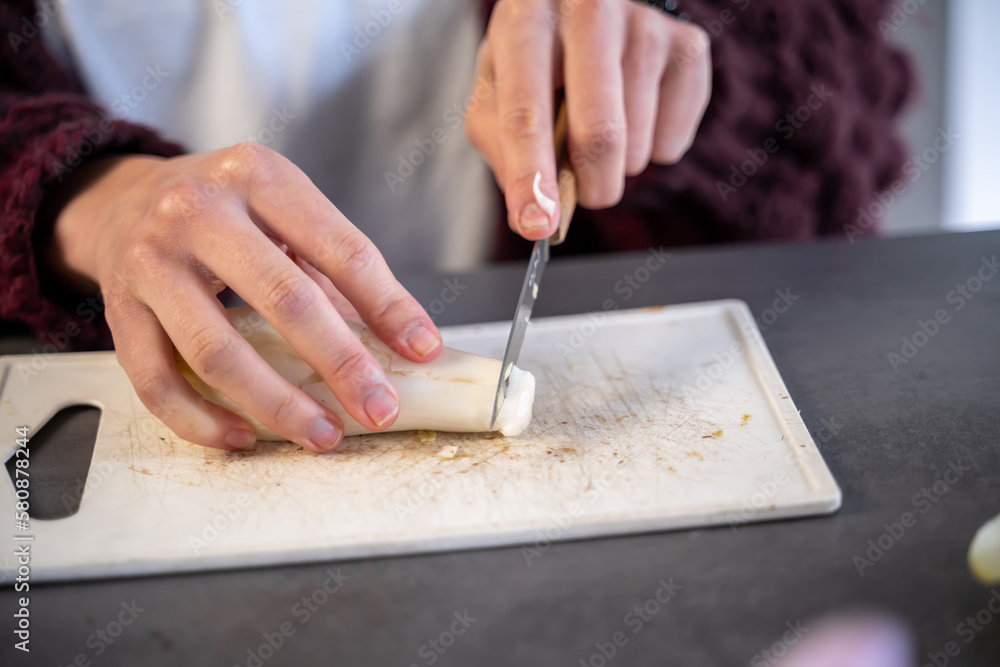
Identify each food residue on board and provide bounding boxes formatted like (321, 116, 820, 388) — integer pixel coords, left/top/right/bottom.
(702, 430, 723, 439)
(416, 430, 437, 443)
(741, 413, 752, 427)
(436, 445, 458, 459)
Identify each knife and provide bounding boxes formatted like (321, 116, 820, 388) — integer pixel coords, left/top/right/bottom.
(489, 100, 576, 432)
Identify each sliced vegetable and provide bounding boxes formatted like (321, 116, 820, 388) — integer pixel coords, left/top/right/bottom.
(177, 306, 535, 439)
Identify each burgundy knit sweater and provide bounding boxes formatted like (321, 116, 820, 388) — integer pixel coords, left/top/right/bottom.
(0, 0, 912, 349)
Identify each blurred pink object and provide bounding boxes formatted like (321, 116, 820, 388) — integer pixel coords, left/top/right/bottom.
(774, 614, 914, 667)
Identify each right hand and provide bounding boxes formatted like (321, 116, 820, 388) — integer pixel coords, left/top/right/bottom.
(45, 143, 444, 453)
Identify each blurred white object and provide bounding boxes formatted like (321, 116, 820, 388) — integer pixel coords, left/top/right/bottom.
(969, 511, 1000, 585)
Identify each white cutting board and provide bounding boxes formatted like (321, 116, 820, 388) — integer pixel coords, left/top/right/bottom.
(0, 300, 840, 583)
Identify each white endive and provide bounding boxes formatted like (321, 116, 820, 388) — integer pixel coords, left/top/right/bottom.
(178, 306, 535, 438)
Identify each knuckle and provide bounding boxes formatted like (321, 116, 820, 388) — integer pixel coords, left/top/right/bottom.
(101, 284, 136, 326)
(267, 390, 299, 427)
(371, 294, 410, 325)
(129, 365, 172, 411)
(573, 0, 618, 25)
(673, 24, 711, 60)
(629, 16, 667, 59)
(151, 176, 212, 221)
(325, 348, 371, 385)
(333, 232, 380, 273)
(501, 104, 545, 141)
(490, 0, 529, 30)
(186, 326, 240, 377)
(125, 232, 171, 274)
(258, 268, 317, 320)
(217, 141, 280, 186)
(572, 118, 627, 165)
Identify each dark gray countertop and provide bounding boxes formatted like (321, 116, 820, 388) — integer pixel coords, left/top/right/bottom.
(2, 230, 999, 666)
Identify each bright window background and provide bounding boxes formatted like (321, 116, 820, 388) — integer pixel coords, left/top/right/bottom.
(885, 0, 1000, 235)
(942, 0, 1000, 231)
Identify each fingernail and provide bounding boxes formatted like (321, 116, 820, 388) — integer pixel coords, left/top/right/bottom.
(532, 171, 557, 215)
(364, 387, 399, 428)
(308, 417, 342, 451)
(520, 202, 551, 232)
(406, 324, 442, 357)
(224, 429, 256, 450)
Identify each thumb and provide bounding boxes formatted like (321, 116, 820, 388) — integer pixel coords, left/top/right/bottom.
(507, 169, 560, 241)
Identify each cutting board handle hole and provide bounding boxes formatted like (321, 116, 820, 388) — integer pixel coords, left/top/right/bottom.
(5, 405, 101, 520)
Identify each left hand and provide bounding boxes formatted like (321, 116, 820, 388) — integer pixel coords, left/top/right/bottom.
(466, 0, 712, 240)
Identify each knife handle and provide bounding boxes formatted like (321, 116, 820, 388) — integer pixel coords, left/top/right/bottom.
(550, 99, 576, 247)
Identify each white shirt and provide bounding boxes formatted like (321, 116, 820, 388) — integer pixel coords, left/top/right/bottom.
(43, 0, 495, 272)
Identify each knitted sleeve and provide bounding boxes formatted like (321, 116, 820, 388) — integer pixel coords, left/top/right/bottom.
(0, 0, 184, 349)
(486, 0, 915, 259)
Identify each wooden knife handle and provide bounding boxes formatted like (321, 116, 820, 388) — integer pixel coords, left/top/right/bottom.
(550, 99, 577, 247)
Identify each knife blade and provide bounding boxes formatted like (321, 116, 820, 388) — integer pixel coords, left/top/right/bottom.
(489, 100, 576, 432)
(489, 238, 549, 431)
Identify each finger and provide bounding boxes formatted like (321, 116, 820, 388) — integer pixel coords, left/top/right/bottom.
(211, 142, 443, 366)
(190, 204, 402, 433)
(108, 297, 257, 451)
(652, 23, 712, 164)
(465, 40, 504, 185)
(622, 7, 670, 176)
(148, 281, 347, 453)
(490, 0, 559, 240)
(295, 254, 362, 323)
(562, 0, 627, 208)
